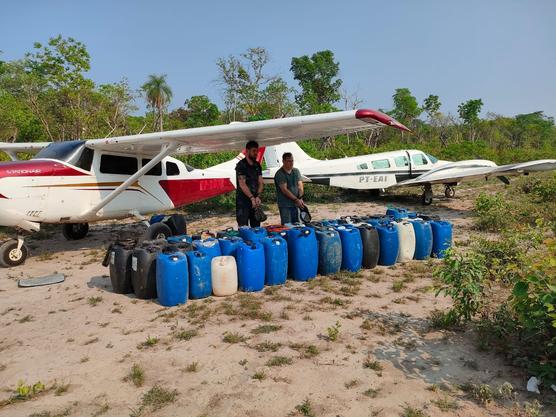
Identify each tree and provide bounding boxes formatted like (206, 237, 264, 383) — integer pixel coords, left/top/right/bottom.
(183, 95, 220, 128)
(216, 47, 294, 122)
(141, 74, 172, 132)
(389, 88, 422, 127)
(96, 79, 137, 136)
(290, 50, 342, 114)
(458, 98, 483, 142)
(423, 94, 441, 120)
(458, 99, 483, 125)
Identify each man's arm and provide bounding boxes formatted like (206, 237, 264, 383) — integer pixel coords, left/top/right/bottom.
(278, 182, 304, 208)
(254, 175, 264, 207)
(237, 174, 257, 207)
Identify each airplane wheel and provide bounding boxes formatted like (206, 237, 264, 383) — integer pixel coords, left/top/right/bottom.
(142, 222, 172, 241)
(444, 186, 455, 198)
(422, 191, 433, 205)
(62, 223, 89, 240)
(0, 240, 28, 268)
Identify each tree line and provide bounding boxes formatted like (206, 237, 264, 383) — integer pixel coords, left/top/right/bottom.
(0, 36, 554, 165)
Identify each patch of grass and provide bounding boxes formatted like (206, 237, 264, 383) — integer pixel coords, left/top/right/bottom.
(428, 309, 459, 330)
(87, 296, 103, 307)
(320, 296, 350, 307)
(131, 384, 178, 415)
(137, 336, 159, 349)
(360, 319, 373, 331)
(251, 324, 282, 334)
(363, 388, 380, 398)
(431, 396, 459, 411)
(222, 332, 246, 344)
(401, 405, 427, 417)
(254, 341, 281, 352)
(238, 359, 248, 366)
(252, 371, 266, 381)
(111, 307, 122, 314)
(344, 379, 360, 389)
(289, 343, 320, 358)
(174, 329, 198, 341)
(185, 362, 199, 373)
(326, 321, 341, 341)
(392, 280, 405, 292)
(294, 398, 315, 417)
(222, 293, 273, 321)
(363, 357, 383, 374)
(54, 382, 70, 396)
(126, 364, 145, 387)
(266, 356, 293, 367)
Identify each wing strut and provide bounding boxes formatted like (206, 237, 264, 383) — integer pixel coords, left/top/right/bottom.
(79, 142, 180, 219)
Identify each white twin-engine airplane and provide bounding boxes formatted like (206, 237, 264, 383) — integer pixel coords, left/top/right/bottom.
(0, 109, 409, 267)
(262, 142, 556, 203)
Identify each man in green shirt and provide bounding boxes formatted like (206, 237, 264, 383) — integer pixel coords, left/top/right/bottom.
(274, 152, 305, 224)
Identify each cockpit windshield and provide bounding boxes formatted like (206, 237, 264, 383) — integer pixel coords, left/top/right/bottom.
(425, 153, 439, 164)
(34, 140, 93, 171)
(34, 140, 85, 162)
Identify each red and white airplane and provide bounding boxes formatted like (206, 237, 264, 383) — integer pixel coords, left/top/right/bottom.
(0, 108, 408, 267)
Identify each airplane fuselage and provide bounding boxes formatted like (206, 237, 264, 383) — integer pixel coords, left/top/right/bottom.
(263, 149, 448, 189)
(0, 141, 235, 232)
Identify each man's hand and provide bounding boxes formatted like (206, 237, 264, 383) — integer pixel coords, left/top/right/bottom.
(295, 198, 305, 209)
(252, 196, 262, 208)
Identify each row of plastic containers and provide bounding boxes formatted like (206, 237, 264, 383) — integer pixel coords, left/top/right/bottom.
(107, 208, 452, 307)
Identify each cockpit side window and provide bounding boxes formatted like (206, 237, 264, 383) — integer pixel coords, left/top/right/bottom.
(142, 159, 162, 176)
(357, 163, 368, 170)
(100, 154, 138, 175)
(411, 153, 429, 166)
(425, 153, 438, 164)
(394, 156, 409, 168)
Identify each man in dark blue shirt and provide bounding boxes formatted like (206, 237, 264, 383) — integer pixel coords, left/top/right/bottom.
(235, 140, 264, 227)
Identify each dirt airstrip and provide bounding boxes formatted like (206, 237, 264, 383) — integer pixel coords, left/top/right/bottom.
(0, 184, 552, 417)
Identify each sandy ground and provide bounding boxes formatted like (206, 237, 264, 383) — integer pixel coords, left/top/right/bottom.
(0, 184, 552, 417)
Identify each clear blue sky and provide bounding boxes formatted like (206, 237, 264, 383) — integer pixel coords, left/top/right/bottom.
(2, 0, 555, 118)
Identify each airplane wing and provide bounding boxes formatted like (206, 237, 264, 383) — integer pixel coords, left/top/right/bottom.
(397, 159, 556, 186)
(83, 109, 409, 155)
(0, 142, 51, 160)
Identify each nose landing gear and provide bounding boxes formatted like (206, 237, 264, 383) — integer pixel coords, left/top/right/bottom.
(421, 184, 433, 205)
(0, 236, 29, 267)
(444, 185, 456, 198)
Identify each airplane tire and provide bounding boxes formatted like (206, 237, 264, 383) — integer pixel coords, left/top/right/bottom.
(162, 214, 187, 236)
(142, 223, 172, 242)
(444, 186, 455, 198)
(422, 192, 433, 205)
(0, 240, 28, 268)
(62, 223, 90, 240)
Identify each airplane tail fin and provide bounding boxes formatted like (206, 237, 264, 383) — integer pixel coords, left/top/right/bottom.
(207, 146, 266, 171)
(263, 142, 316, 169)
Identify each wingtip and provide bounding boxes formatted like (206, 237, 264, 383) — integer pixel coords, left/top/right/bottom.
(355, 109, 411, 132)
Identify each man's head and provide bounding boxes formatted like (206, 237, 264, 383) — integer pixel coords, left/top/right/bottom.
(282, 152, 294, 171)
(245, 140, 259, 161)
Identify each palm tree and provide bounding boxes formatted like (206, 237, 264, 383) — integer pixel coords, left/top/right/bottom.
(141, 74, 173, 131)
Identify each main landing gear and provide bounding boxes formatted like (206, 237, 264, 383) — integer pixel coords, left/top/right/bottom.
(62, 223, 89, 240)
(0, 236, 29, 268)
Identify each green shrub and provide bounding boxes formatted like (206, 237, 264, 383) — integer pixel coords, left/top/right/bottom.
(434, 249, 488, 323)
(474, 193, 510, 231)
